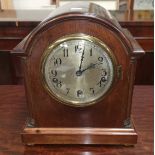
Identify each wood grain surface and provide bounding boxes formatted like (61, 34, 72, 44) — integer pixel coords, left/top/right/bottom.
(0, 85, 153, 155)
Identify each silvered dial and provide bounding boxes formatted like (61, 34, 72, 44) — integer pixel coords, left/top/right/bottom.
(41, 34, 115, 107)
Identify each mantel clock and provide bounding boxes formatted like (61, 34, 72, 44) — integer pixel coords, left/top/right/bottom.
(12, 2, 144, 145)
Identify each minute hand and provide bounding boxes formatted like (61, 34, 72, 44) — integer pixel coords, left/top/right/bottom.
(78, 48, 85, 71)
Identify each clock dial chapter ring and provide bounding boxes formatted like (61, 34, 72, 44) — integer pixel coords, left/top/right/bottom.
(41, 34, 117, 107)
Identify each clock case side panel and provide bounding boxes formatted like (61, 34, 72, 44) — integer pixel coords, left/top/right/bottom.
(123, 29, 145, 124)
(20, 56, 36, 127)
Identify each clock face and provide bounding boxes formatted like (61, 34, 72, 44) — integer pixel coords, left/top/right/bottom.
(41, 34, 115, 107)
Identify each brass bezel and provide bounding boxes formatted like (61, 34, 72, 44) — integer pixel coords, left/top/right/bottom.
(40, 33, 117, 107)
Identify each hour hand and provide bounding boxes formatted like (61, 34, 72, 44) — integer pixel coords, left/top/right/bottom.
(81, 62, 103, 73)
(81, 63, 96, 73)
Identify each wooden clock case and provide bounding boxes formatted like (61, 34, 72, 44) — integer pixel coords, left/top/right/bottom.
(12, 2, 144, 145)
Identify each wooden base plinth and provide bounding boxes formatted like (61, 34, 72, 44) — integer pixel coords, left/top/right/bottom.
(21, 123, 137, 145)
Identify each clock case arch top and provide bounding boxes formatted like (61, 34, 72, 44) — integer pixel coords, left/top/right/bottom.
(12, 2, 144, 145)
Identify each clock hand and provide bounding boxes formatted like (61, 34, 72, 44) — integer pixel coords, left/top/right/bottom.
(76, 47, 85, 76)
(78, 47, 85, 71)
(81, 63, 95, 73)
(81, 62, 103, 73)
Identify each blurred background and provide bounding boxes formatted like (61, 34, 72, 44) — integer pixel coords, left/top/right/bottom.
(0, 0, 154, 85)
(0, 0, 154, 10)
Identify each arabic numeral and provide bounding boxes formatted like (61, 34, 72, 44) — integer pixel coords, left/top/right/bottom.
(101, 76, 107, 82)
(102, 69, 107, 76)
(77, 90, 83, 97)
(98, 57, 103, 62)
(56, 82, 62, 88)
(97, 76, 107, 87)
(52, 78, 62, 88)
(90, 88, 95, 94)
(51, 70, 57, 77)
(75, 45, 78, 53)
(66, 88, 70, 95)
(54, 58, 62, 66)
(75, 43, 84, 53)
(63, 48, 69, 57)
(90, 48, 92, 56)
